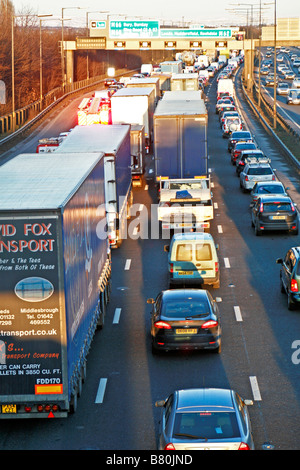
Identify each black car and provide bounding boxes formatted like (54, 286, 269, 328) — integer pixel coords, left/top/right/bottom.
(276, 247, 300, 310)
(148, 289, 221, 354)
(251, 195, 298, 236)
(227, 131, 252, 152)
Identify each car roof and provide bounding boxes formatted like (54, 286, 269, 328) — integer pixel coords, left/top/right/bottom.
(259, 195, 292, 202)
(172, 232, 213, 241)
(175, 388, 235, 412)
(254, 181, 283, 186)
(162, 289, 209, 302)
(245, 162, 272, 168)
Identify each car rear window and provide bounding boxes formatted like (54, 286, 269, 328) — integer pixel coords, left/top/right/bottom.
(247, 167, 273, 175)
(173, 412, 240, 440)
(196, 244, 212, 261)
(176, 244, 192, 261)
(232, 132, 251, 139)
(257, 185, 284, 194)
(236, 144, 256, 150)
(263, 202, 292, 212)
(162, 300, 210, 318)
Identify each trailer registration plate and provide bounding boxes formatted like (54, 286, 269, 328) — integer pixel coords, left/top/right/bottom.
(2, 404, 17, 414)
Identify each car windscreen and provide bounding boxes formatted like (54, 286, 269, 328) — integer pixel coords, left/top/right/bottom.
(173, 412, 241, 440)
(247, 167, 273, 175)
(263, 202, 292, 212)
(257, 185, 284, 194)
(161, 300, 210, 318)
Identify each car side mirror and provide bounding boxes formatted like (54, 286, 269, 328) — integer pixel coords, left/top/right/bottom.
(276, 258, 283, 264)
(147, 298, 155, 304)
(244, 399, 254, 406)
(155, 400, 166, 408)
(164, 245, 169, 252)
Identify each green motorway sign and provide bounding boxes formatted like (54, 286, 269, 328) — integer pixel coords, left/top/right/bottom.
(160, 29, 233, 39)
(109, 20, 160, 38)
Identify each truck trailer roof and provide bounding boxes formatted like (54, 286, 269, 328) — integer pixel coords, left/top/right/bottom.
(58, 124, 130, 155)
(0, 152, 104, 210)
(154, 98, 207, 117)
(112, 87, 154, 97)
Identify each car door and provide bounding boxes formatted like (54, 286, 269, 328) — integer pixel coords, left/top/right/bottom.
(282, 250, 293, 292)
(251, 199, 260, 225)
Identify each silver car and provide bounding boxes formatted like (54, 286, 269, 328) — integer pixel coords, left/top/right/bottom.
(240, 163, 276, 192)
(287, 89, 300, 105)
(156, 388, 254, 450)
(276, 82, 289, 95)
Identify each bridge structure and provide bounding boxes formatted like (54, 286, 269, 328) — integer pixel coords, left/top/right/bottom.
(63, 18, 300, 92)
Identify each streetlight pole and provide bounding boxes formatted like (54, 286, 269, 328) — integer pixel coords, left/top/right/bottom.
(61, 7, 82, 88)
(39, 15, 53, 104)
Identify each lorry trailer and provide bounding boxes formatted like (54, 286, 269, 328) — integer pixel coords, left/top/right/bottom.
(58, 124, 133, 249)
(0, 152, 111, 418)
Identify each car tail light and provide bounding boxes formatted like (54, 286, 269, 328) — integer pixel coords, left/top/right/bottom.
(154, 321, 172, 329)
(24, 406, 32, 413)
(291, 202, 296, 212)
(291, 279, 298, 292)
(215, 262, 219, 272)
(245, 176, 249, 181)
(170, 263, 174, 273)
(164, 443, 175, 450)
(259, 202, 264, 213)
(272, 175, 275, 181)
(238, 442, 250, 450)
(201, 320, 219, 329)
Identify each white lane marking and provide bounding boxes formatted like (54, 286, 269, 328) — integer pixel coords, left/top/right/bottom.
(113, 308, 122, 324)
(124, 259, 131, 270)
(234, 306, 243, 322)
(217, 225, 223, 233)
(249, 376, 262, 401)
(224, 257, 230, 268)
(214, 202, 219, 209)
(95, 378, 107, 404)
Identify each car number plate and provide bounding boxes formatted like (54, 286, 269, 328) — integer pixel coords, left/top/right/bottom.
(2, 404, 17, 414)
(271, 215, 285, 220)
(178, 271, 193, 275)
(176, 329, 197, 335)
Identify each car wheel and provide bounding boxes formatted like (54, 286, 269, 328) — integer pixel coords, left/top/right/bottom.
(288, 292, 295, 310)
(255, 222, 261, 236)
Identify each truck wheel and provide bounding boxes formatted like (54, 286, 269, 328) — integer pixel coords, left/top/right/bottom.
(70, 392, 78, 414)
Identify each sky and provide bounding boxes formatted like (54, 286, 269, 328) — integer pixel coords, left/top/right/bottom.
(12, 0, 300, 28)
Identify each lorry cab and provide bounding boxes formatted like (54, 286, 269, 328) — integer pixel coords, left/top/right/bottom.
(164, 232, 220, 288)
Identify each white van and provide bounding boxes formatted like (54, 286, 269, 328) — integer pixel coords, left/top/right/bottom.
(164, 232, 220, 288)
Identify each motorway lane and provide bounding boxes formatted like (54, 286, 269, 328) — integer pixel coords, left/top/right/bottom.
(1, 69, 300, 450)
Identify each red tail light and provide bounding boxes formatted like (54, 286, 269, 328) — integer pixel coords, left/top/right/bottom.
(238, 442, 250, 450)
(170, 263, 174, 273)
(154, 321, 172, 329)
(259, 202, 264, 213)
(291, 202, 296, 212)
(245, 176, 249, 181)
(272, 175, 275, 181)
(201, 320, 219, 329)
(291, 279, 298, 292)
(215, 262, 219, 272)
(164, 443, 175, 450)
